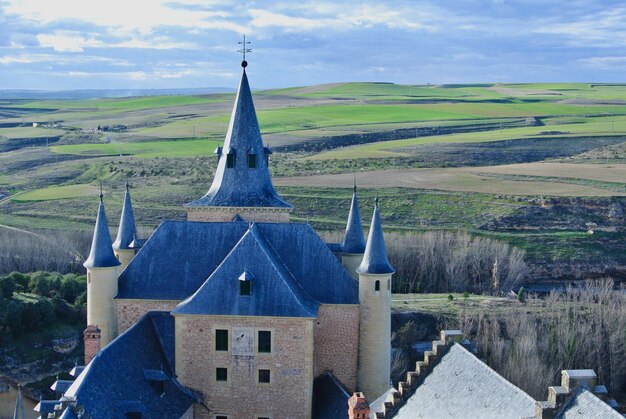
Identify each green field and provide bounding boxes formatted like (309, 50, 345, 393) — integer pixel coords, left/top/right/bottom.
(12, 184, 101, 202)
(50, 138, 221, 158)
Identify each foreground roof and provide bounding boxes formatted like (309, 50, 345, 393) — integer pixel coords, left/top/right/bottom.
(173, 224, 318, 318)
(62, 312, 196, 418)
(312, 373, 350, 419)
(557, 387, 623, 418)
(394, 343, 535, 419)
(185, 69, 291, 209)
(83, 197, 120, 269)
(118, 221, 358, 304)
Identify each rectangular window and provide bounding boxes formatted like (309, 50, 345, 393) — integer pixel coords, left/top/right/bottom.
(215, 416, 228, 419)
(216, 329, 228, 351)
(258, 369, 270, 383)
(258, 331, 271, 353)
(247, 154, 256, 168)
(240, 280, 251, 295)
(216, 367, 228, 382)
(226, 154, 235, 168)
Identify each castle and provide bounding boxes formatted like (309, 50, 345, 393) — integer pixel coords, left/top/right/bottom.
(31, 61, 623, 419)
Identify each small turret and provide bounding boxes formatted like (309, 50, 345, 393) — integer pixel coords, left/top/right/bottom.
(84, 192, 120, 360)
(341, 183, 366, 279)
(113, 182, 137, 271)
(356, 198, 394, 400)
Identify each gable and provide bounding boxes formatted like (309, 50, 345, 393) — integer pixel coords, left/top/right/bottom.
(172, 225, 318, 318)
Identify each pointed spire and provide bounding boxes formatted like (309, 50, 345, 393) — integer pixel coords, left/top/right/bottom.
(341, 183, 366, 254)
(356, 199, 394, 275)
(185, 67, 291, 209)
(113, 182, 137, 250)
(13, 384, 26, 419)
(84, 195, 120, 269)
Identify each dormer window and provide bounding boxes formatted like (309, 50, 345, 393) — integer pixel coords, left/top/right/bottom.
(214, 146, 223, 164)
(226, 153, 236, 168)
(239, 271, 252, 295)
(247, 154, 257, 168)
(263, 146, 272, 165)
(375, 280, 380, 292)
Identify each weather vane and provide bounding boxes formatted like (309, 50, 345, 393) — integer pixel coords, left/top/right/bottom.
(238, 34, 251, 68)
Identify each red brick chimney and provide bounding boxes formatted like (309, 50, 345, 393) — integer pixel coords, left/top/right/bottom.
(84, 324, 101, 365)
(348, 392, 370, 419)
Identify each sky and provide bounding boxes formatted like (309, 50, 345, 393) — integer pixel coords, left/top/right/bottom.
(1, 0, 626, 90)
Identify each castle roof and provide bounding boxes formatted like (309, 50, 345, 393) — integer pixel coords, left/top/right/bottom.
(61, 312, 196, 418)
(393, 343, 535, 419)
(172, 224, 318, 318)
(556, 387, 623, 418)
(341, 187, 366, 254)
(113, 183, 137, 251)
(185, 69, 291, 209)
(356, 201, 394, 275)
(83, 197, 120, 269)
(312, 373, 350, 419)
(118, 221, 358, 304)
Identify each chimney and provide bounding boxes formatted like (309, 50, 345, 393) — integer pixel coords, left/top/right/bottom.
(348, 392, 370, 419)
(83, 324, 101, 365)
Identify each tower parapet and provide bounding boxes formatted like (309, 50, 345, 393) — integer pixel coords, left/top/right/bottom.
(356, 199, 394, 400)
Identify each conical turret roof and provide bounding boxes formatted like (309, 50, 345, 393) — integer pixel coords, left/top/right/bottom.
(356, 200, 394, 275)
(113, 183, 136, 250)
(341, 185, 366, 254)
(185, 69, 291, 209)
(84, 195, 120, 269)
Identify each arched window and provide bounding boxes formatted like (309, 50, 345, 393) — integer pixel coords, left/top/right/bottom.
(375, 280, 380, 292)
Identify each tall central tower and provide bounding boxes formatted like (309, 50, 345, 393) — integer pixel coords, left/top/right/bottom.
(185, 61, 292, 223)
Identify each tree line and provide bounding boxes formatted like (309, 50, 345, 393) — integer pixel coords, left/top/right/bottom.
(0, 272, 86, 344)
(460, 279, 626, 400)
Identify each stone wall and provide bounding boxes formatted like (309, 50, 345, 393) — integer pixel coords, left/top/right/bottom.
(186, 206, 290, 223)
(175, 315, 314, 419)
(313, 304, 359, 391)
(116, 299, 179, 334)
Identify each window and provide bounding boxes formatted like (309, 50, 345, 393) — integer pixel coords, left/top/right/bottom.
(216, 367, 228, 382)
(258, 369, 270, 383)
(248, 154, 256, 168)
(258, 331, 271, 353)
(375, 280, 380, 291)
(387, 279, 391, 291)
(215, 416, 228, 419)
(216, 329, 228, 351)
(226, 153, 235, 168)
(240, 280, 251, 295)
(125, 413, 141, 419)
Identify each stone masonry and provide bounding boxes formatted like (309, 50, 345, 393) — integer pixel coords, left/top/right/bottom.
(186, 206, 291, 223)
(116, 300, 179, 333)
(175, 315, 315, 419)
(313, 304, 359, 392)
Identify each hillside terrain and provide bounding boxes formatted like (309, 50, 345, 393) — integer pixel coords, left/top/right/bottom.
(2, 82, 626, 283)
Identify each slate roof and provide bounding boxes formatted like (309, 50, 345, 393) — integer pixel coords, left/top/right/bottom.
(61, 312, 196, 418)
(113, 183, 137, 251)
(557, 387, 622, 418)
(173, 224, 318, 317)
(357, 203, 394, 275)
(118, 221, 358, 305)
(83, 197, 120, 269)
(50, 379, 73, 393)
(34, 399, 60, 417)
(185, 69, 291, 209)
(341, 188, 366, 254)
(312, 373, 350, 419)
(393, 343, 536, 419)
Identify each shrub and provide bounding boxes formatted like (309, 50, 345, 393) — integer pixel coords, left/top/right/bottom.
(448, 294, 454, 301)
(0, 276, 15, 298)
(463, 291, 470, 299)
(517, 287, 525, 303)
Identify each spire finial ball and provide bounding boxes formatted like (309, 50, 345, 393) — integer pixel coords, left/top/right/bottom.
(241, 60, 248, 68)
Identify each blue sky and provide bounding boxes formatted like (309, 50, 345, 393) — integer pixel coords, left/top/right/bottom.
(1, 0, 626, 90)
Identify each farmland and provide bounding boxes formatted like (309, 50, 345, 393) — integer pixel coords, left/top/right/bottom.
(2, 81, 626, 283)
